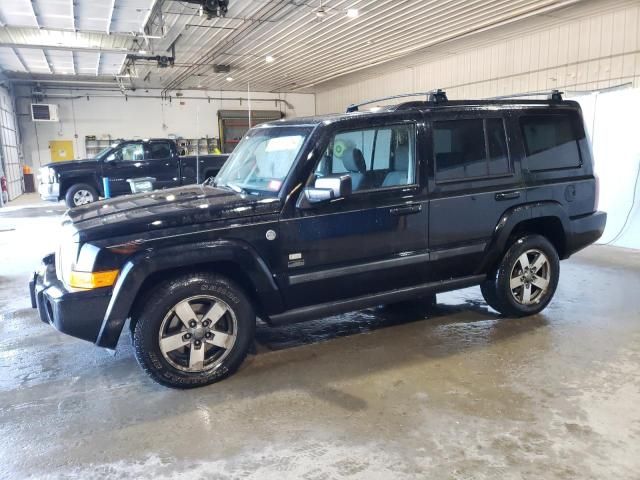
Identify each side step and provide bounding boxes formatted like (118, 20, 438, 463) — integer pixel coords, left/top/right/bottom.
(267, 274, 485, 326)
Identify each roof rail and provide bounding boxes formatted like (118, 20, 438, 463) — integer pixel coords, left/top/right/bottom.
(346, 89, 448, 113)
(488, 89, 564, 101)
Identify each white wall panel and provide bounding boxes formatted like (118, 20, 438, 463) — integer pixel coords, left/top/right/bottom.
(16, 88, 315, 168)
(315, 0, 640, 114)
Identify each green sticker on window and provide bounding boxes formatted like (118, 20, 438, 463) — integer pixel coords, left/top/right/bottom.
(333, 140, 347, 158)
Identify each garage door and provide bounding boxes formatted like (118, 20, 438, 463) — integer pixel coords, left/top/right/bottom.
(0, 86, 22, 201)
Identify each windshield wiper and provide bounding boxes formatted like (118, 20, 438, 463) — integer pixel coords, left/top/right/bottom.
(225, 182, 247, 194)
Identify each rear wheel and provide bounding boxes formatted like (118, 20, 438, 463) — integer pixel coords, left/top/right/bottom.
(132, 272, 255, 388)
(65, 183, 98, 208)
(481, 234, 559, 317)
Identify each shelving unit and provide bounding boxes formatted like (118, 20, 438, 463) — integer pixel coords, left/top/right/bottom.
(175, 137, 220, 156)
(84, 136, 114, 158)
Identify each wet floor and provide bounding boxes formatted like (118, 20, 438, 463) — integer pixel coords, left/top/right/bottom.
(1, 205, 639, 479)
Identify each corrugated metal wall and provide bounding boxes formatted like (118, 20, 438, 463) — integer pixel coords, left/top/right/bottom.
(0, 86, 22, 201)
(315, 0, 640, 113)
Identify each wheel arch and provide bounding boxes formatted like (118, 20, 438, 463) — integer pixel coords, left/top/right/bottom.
(60, 176, 101, 199)
(96, 239, 282, 349)
(479, 201, 570, 274)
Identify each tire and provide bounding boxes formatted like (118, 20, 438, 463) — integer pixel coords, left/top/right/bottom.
(480, 234, 559, 317)
(65, 183, 98, 208)
(132, 272, 255, 389)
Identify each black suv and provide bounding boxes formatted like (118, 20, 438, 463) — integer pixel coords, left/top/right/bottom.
(30, 91, 606, 388)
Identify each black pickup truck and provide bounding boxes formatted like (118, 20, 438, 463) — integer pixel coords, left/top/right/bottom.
(38, 138, 228, 208)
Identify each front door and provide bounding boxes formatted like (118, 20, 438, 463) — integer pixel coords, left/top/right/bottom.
(102, 142, 147, 195)
(278, 119, 430, 309)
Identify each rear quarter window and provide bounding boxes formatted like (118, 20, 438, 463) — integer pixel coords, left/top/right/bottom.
(520, 113, 583, 171)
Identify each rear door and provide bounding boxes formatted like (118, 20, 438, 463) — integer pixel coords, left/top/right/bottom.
(426, 109, 524, 278)
(278, 115, 431, 309)
(144, 140, 181, 189)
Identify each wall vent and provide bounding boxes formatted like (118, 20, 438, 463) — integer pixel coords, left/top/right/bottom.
(31, 104, 59, 122)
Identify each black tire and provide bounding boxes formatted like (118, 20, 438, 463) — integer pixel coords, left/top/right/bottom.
(480, 272, 501, 312)
(65, 183, 98, 208)
(480, 234, 559, 317)
(132, 272, 255, 389)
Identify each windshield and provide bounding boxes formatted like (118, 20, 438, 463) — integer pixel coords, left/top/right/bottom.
(214, 126, 312, 194)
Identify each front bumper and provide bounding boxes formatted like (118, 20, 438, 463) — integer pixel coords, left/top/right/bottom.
(565, 210, 607, 257)
(38, 182, 60, 202)
(29, 253, 112, 344)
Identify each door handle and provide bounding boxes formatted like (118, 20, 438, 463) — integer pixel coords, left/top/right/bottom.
(390, 204, 422, 216)
(495, 191, 521, 201)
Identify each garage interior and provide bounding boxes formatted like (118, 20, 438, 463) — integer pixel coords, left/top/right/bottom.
(1, 0, 639, 478)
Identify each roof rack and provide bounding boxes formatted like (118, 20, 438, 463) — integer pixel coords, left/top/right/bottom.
(346, 89, 448, 113)
(488, 89, 564, 101)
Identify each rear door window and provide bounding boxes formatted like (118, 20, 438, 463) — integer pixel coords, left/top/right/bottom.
(147, 142, 172, 160)
(433, 118, 510, 182)
(520, 113, 583, 171)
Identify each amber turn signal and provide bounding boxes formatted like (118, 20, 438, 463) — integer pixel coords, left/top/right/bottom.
(69, 269, 119, 289)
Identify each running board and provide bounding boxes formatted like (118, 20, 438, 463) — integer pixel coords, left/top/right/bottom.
(267, 274, 486, 326)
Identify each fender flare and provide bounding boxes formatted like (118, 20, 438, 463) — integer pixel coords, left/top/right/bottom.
(59, 175, 102, 199)
(95, 239, 281, 348)
(478, 201, 570, 273)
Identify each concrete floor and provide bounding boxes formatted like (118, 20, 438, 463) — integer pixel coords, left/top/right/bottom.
(1, 203, 639, 480)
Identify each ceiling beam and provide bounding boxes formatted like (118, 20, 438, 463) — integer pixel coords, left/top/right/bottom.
(0, 42, 132, 54)
(71, 0, 76, 32)
(29, 0, 42, 29)
(41, 50, 53, 74)
(106, 0, 117, 34)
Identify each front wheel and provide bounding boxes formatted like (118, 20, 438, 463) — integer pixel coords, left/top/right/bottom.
(481, 234, 559, 317)
(65, 183, 98, 208)
(132, 273, 255, 388)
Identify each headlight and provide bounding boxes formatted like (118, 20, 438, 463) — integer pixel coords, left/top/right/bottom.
(39, 167, 57, 184)
(56, 227, 120, 289)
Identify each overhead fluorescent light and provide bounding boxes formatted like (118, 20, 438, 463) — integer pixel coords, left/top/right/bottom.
(226, 76, 233, 82)
(265, 55, 275, 63)
(346, 8, 359, 18)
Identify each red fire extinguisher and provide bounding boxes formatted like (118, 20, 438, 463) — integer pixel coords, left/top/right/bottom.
(1, 176, 8, 205)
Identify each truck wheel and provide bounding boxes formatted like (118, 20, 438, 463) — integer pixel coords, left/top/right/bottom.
(132, 272, 255, 389)
(65, 183, 98, 208)
(480, 234, 559, 317)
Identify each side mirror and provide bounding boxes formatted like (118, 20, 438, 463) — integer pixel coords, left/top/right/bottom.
(302, 175, 352, 206)
(105, 153, 117, 164)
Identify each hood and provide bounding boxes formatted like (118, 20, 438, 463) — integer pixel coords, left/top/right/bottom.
(65, 184, 281, 241)
(45, 158, 99, 170)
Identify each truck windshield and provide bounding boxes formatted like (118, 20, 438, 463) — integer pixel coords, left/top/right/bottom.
(214, 126, 312, 194)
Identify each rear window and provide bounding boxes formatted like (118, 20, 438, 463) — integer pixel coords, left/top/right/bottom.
(433, 118, 510, 182)
(520, 113, 583, 171)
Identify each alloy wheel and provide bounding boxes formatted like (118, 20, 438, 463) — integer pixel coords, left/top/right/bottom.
(509, 249, 551, 305)
(73, 189, 94, 206)
(158, 295, 238, 372)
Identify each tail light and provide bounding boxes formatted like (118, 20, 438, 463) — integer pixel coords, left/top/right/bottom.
(0, 176, 7, 193)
